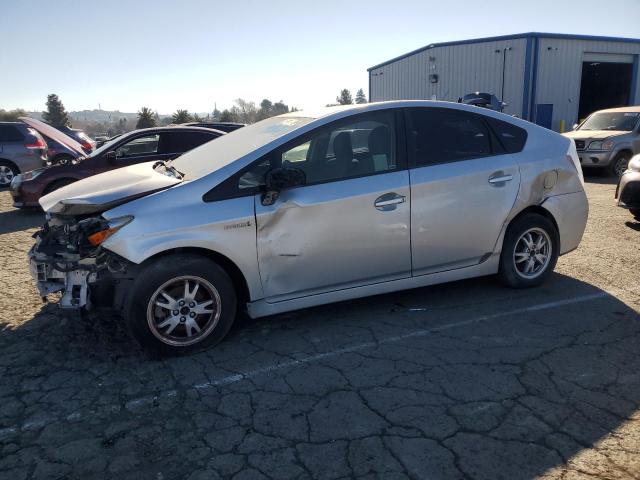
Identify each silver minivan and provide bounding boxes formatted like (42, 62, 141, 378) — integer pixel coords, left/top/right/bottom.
(30, 101, 589, 355)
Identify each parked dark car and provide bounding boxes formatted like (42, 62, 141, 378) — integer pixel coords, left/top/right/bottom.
(458, 92, 506, 112)
(42, 135, 82, 165)
(180, 122, 245, 133)
(58, 126, 96, 153)
(10, 126, 224, 207)
(0, 122, 48, 187)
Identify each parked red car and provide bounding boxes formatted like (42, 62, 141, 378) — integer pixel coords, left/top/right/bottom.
(10, 121, 224, 208)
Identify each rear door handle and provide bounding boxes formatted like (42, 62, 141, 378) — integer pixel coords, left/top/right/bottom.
(488, 174, 513, 184)
(375, 192, 406, 211)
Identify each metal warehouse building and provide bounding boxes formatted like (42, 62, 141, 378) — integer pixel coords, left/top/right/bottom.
(368, 32, 640, 132)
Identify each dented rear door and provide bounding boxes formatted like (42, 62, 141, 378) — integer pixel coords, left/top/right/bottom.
(254, 170, 411, 302)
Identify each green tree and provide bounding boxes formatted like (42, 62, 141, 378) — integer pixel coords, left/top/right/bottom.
(257, 99, 273, 120)
(355, 88, 367, 104)
(42, 94, 71, 127)
(172, 109, 192, 124)
(136, 107, 156, 129)
(219, 109, 236, 122)
(0, 108, 27, 121)
(336, 89, 353, 105)
(193, 113, 203, 122)
(272, 101, 289, 116)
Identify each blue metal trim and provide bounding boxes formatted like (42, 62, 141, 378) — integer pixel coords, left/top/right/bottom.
(530, 37, 540, 123)
(367, 32, 640, 71)
(522, 37, 533, 120)
(631, 55, 639, 104)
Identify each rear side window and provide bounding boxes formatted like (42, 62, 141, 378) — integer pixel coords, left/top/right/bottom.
(485, 117, 528, 153)
(0, 125, 25, 142)
(406, 108, 492, 166)
(165, 131, 219, 153)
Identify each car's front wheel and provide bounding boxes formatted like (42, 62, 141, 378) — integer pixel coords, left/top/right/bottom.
(125, 254, 237, 356)
(610, 152, 631, 177)
(498, 213, 559, 288)
(0, 161, 18, 187)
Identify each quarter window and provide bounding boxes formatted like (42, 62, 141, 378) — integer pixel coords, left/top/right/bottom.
(0, 125, 25, 142)
(407, 108, 493, 166)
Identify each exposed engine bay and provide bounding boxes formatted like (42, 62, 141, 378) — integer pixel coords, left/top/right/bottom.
(29, 214, 132, 309)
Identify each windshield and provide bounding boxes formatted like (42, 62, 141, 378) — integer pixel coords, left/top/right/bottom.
(169, 116, 314, 179)
(579, 111, 640, 131)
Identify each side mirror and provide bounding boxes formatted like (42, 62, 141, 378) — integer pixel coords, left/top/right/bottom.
(261, 167, 306, 206)
(104, 150, 117, 163)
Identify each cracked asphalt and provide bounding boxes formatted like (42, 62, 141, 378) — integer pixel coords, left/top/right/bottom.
(0, 174, 639, 480)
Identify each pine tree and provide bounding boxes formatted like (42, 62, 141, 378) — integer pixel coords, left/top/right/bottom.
(355, 88, 367, 104)
(42, 94, 71, 128)
(336, 89, 353, 105)
(136, 107, 156, 129)
(172, 109, 192, 124)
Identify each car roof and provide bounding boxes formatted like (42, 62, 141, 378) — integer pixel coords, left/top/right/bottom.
(595, 105, 640, 114)
(123, 126, 226, 135)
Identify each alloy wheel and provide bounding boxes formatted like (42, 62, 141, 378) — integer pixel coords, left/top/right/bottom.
(0, 165, 15, 186)
(513, 228, 552, 279)
(146, 275, 222, 346)
(614, 156, 629, 177)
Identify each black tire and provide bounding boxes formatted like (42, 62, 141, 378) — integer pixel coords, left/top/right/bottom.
(630, 208, 640, 220)
(610, 152, 631, 177)
(498, 213, 559, 288)
(125, 254, 237, 356)
(43, 178, 76, 195)
(0, 160, 19, 188)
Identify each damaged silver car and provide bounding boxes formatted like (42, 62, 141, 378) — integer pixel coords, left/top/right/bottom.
(30, 101, 589, 355)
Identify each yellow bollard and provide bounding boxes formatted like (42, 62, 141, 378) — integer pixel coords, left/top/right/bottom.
(559, 119, 565, 133)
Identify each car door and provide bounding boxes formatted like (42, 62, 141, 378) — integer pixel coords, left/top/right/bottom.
(248, 110, 411, 301)
(406, 107, 521, 275)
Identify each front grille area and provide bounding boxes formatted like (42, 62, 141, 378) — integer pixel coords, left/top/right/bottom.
(574, 140, 586, 150)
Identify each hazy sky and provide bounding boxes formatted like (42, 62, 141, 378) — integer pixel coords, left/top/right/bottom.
(1, 0, 639, 114)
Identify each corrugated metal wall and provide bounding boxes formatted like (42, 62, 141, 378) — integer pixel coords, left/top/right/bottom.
(369, 38, 528, 117)
(370, 35, 640, 132)
(535, 38, 640, 131)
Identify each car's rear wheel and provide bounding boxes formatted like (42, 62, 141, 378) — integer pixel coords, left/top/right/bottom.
(52, 154, 74, 165)
(498, 213, 559, 288)
(125, 254, 237, 356)
(0, 161, 18, 187)
(610, 152, 631, 177)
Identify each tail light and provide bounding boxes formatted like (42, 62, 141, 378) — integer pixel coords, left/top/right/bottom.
(80, 141, 93, 152)
(25, 137, 46, 149)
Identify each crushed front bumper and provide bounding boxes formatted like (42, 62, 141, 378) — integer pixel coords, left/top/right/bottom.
(29, 248, 97, 308)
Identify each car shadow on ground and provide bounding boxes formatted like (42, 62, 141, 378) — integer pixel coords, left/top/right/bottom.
(583, 170, 619, 185)
(1, 272, 639, 479)
(0, 207, 43, 235)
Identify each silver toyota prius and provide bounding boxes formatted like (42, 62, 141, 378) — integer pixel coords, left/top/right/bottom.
(29, 101, 589, 355)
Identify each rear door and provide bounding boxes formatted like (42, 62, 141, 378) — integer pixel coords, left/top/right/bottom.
(407, 107, 521, 275)
(248, 109, 412, 301)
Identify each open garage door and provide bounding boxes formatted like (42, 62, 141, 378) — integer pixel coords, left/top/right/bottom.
(578, 53, 634, 121)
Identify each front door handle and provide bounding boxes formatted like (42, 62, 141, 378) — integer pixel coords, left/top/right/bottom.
(488, 174, 513, 184)
(374, 192, 406, 211)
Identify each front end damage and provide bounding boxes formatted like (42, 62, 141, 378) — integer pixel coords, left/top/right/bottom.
(29, 214, 133, 309)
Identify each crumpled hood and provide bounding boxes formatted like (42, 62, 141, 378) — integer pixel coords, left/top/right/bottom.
(562, 130, 627, 140)
(40, 161, 181, 215)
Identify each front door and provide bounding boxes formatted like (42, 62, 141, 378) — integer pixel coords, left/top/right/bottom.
(406, 107, 521, 275)
(251, 110, 412, 301)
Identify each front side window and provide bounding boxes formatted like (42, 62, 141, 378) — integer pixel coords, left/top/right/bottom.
(165, 131, 219, 153)
(407, 108, 492, 167)
(238, 110, 397, 190)
(115, 134, 160, 157)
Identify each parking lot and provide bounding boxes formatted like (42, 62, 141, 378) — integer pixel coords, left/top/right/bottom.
(0, 175, 639, 479)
